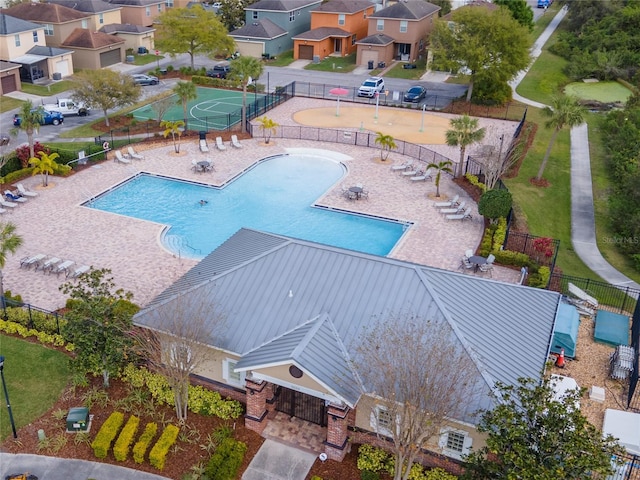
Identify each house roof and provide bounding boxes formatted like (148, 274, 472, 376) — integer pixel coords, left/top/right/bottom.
(370, 0, 440, 20)
(356, 32, 394, 46)
(99, 23, 155, 34)
(246, 0, 322, 12)
(62, 27, 125, 48)
(229, 18, 287, 40)
(292, 26, 351, 41)
(13, 45, 74, 64)
(106, 0, 163, 6)
(46, 0, 120, 14)
(135, 228, 561, 417)
(2, 2, 90, 23)
(0, 13, 41, 34)
(0, 60, 21, 72)
(311, 0, 374, 14)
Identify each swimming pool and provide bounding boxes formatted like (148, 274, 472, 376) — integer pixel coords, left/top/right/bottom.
(87, 154, 408, 258)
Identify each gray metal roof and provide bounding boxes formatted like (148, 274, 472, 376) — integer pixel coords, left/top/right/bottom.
(247, 0, 321, 12)
(370, 0, 440, 20)
(0, 13, 41, 34)
(135, 228, 561, 418)
(311, 0, 374, 14)
(229, 18, 287, 40)
(292, 26, 351, 41)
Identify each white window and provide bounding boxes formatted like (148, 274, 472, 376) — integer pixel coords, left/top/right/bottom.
(223, 358, 246, 388)
(81, 19, 88, 28)
(252, 11, 258, 19)
(351, 34, 356, 46)
(376, 19, 384, 31)
(158, 4, 162, 12)
(338, 14, 345, 26)
(439, 427, 473, 459)
(289, 11, 295, 21)
(33, 31, 38, 42)
(14, 34, 20, 47)
(400, 20, 407, 33)
(370, 406, 394, 437)
(146, 6, 151, 16)
(98, 13, 104, 24)
(165, 0, 173, 7)
(44, 24, 54, 36)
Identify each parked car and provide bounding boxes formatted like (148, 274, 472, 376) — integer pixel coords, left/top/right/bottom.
(206, 64, 231, 79)
(403, 85, 427, 103)
(13, 109, 64, 126)
(358, 77, 385, 97)
(131, 74, 159, 86)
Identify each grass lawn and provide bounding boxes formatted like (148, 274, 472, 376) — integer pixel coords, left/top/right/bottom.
(266, 50, 295, 67)
(0, 96, 23, 113)
(21, 81, 75, 97)
(0, 334, 70, 440)
(384, 60, 427, 80)
(305, 53, 357, 73)
(564, 81, 633, 103)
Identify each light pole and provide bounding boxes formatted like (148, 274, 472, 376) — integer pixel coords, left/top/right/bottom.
(374, 91, 380, 121)
(0, 355, 17, 438)
(419, 104, 426, 132)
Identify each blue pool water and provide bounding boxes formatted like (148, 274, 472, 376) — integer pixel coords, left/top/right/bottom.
(88, 155, 407, 259)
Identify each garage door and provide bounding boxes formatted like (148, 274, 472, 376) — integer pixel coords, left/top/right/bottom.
(1, 75, 17, 94)
(55, 60, 70, 77)
(360, 50, 378, 67)
(100, 49, 121, 67)
(235, 41, 264, 58)
(298, 44, 314, 60)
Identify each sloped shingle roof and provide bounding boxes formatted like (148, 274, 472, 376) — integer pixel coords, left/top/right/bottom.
(62, 27, 125, 48)
(371, 0, 440, 20)
(3, 2, 89, 23)
(99, 23, 154, 34)
(136, 228, 561, 419)
(292, 26, 351, 41)
(0, 13, 41, 34)
(357, 32, 394, 46)
(47, 0, 120, 14)
(229, 18, 287, 40)
(311, 0, 373, 14)
(247, 0, 321, 12)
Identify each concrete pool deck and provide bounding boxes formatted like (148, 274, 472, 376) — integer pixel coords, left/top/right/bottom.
(5, 98, 521, 311)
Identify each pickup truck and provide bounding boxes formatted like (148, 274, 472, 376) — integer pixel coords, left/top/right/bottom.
(13, 109, 64, 126)
(206, 64, 231, 79)
(41, 98, 89, 116)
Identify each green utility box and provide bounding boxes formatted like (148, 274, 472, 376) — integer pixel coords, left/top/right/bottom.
(66, 407, 89, 432)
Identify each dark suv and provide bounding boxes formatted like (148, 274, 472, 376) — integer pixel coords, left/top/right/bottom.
(206, 64, 231, 79)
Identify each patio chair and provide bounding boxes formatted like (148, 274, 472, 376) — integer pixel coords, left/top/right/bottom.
(216, 136, 227, 151)
(52, 260, 75, 276)
(433, 194, 460, 209)
(16, 183, 37, 197)
(0, 197, 18, 208)
(127, 146, 144, 160)
(0, 208, 6, 215)
(5, 190, 27, 203)
(402, 167, 419, 176)
(199, 139, 209, 153)
(231, 135, 243, 149)
(440, 201, 466, 215)
(465, 249, 473, 259)
(568, 283, 598, 310)
(20, 253, 46, 269)
(391, 160, 413, 171)
(40, 257, 61, 273)
(410, 168, 433, 182)
(68, 264, 90, 278)
(191, 159, 199, 172)
(446, 207, 473, 221)
(460, 256, 475, 271)
(114, 150, 131, 164)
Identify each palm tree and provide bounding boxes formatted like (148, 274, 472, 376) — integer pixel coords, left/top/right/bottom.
(256, 116, 278, 144)
(10, 101, 44, 161)
(426, 160, 453, 198)
(228, 56, 264, 133)
(173, 81, 197, 130)
(161, 120, 185, 153)
(445, 115, 486, 178)
(29, 150, 60, 187)
(535, 95, 586, 181)
(0, 222, 22, 317)
(374, 132, 397, 161)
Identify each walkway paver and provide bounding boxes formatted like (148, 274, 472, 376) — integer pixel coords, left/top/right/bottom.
(242, 440, 317, 480)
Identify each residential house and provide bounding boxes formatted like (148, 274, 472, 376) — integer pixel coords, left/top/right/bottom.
(106, 0, 164, 28)
(134, 228, 561, 464)
(229, 0, 321, 59)
(356, 0, 440, 68)
(0, 13, 74, 82)
(292, 0, 375, 61)
(47, 0, 123, 31)
(99, 23, 155, 54)
(61, 28, 126, 68)
(0, 59, 21, 94)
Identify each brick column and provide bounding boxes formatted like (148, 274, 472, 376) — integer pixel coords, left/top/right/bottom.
(244, 378, 269, 434)
(324, 404, 350, 461)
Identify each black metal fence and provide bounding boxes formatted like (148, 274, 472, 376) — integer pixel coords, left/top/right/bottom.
(2, 297, 64, 335)
(628, 299, 640, 412)
(610, 452, 640, 479)
(505, 231, 560, 271)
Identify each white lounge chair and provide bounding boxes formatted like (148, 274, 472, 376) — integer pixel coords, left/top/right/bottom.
(410, 168, 433, 182)
(0, 197, 18, 208)
(20, 253, 46, 269)
(216, 136, 226, 151)
(52, 260, 74, 276)
(231, 135, 243, 149)
(440, 201, 466, 215)
(199, 139, 209, 153)
(68, 265, 90, 278)
(391, 161, 413, 171)
(115, 151, 131, 164)
(128, 146, 144, 160)
(568, 283, 599, 310)
(16, 183, 37, 197)
(5, 190, 27, 203)
(0, 208, 6, 215)
(446, 207, 473, 221)
(40, 257, 61, 273)
(433, 194, 460, 208)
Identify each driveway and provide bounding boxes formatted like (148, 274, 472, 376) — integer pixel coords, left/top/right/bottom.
(242, 440, 317, 480)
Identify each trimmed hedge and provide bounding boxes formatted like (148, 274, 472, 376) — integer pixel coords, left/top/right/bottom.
(4, 306, 66, 335)
(133, 422, 158, 464)
(113, 414, 140, 462)
(0, 319, 72, 351)
(149, 424, 180, 471)
(91, 411, 125, 459)
(204, 437, 248, 480)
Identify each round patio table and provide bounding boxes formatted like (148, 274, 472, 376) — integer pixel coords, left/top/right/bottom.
(468, 255, 487, 272)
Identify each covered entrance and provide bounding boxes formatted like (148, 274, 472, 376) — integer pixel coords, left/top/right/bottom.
(275, 386, 327, 427)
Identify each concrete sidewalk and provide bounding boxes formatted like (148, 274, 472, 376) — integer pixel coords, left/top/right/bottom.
(242, 440, 317, 480)
(0, 453, 171, 480)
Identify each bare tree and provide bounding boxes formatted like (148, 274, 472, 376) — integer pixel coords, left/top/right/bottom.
(472, 128, 525, 190)
(134, 293, 226, 424)
(353, 316, 480, 480)
(152, 96, 176, 123)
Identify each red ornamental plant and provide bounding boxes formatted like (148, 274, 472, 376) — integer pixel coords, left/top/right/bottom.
(533, 237, 554, 262)
(16, 142, 49, 168)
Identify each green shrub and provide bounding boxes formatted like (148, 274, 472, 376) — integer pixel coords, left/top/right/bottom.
(204, 437, 248, 480)
(492, 249, 530, 267)
(464, 173, 486, 193)
(361, 471, 380, 480)
(357, 444, 393, 475)
(424, 467, 458, 480)
(5, 307, 66, 334)
(528, 266, 551, 288)
(91, 411, 125, 459)
(311, 476, 324, 480)
(0, 319, 71, 350)
(0, 155, 21, 177)
(479, 228, 494, 256)
(0, 167, 36, 185)
(149, 424, 180, 470)
(113, 415, 140, 462)
(492, 217, 508, 251)
(478, 189, 512, 222)
(133, 422, 158, 464)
